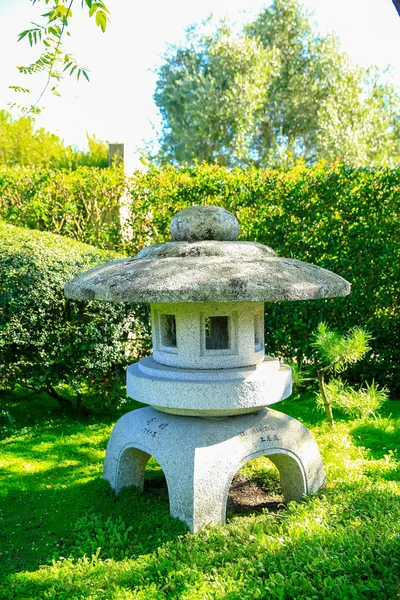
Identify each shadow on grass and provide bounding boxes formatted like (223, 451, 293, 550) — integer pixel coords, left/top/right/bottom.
(0, 476, 186, 579)
(0, 391, 186, 579)
(2, 390, 399, 598)
(3, 486, 400, 600)
(268, 392, 328, 427)
(350, 420, 400, 460)
(1, 460, 289, 580)
(0, 388, 144, 441)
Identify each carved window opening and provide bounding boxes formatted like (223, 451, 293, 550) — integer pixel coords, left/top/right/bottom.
(254, 314, 263, 351)
(160, 314, 177, 348)
(205, 316, 230, 350)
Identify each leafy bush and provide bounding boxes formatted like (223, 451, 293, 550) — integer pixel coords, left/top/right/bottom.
(1, 161, 398, 394)
(0, 221, 150, 410)
(124, 162, 400, 394)
(0, 165, 124, 249)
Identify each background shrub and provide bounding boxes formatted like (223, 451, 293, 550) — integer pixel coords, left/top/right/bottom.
(124, 162, 400, 395)
(0, 165, 124, 250)
(0, 162, 398, 395)
(0, 221, 150, 410)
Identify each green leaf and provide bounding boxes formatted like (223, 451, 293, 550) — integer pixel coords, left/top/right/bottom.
(56, 5, 72, 18)
(95, 10, 108, 32)
(9, 86, 31, 94)
(17, 30, 30, 42)
(48, 26, 60, 37)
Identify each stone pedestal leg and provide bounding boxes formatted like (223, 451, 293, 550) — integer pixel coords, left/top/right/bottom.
(103, 406, 325, 532)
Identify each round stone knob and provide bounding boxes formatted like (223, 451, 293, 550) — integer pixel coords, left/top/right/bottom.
(170, 205, 239, 242)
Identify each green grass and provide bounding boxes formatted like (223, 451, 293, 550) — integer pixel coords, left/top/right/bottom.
(1, 391, 399, 599)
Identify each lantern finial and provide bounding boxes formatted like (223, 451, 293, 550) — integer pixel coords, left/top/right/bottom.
(170, 205, 239, 242)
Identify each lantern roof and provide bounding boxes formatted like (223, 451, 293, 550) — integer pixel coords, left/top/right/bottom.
(64, 205, 350, 303)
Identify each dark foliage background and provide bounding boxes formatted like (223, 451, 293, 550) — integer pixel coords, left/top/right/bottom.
(0, 222, 150, 410)
(124, 163, 399, 395)
(1, 162, 398, 397)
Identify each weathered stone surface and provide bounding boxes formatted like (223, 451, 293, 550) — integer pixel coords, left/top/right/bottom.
(64, 205, 350, 303)
(126, 356, 292, 416)
(135, 240, 277, 260)
(64, 254, 350, 303)
(151, 302, 265, 370)
(66, 204, 333, 534)
(170, 205, 239, 242)
(103, 405, 326, 532)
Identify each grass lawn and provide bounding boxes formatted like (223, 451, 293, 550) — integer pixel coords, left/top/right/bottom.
(0, 391, 399, 599)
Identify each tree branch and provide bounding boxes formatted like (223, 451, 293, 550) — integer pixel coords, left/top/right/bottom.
(318, 357, 341, 375)
(25, 0, 75, 117)
(47, 385, 74, 408)
(316, 370, 334, 426)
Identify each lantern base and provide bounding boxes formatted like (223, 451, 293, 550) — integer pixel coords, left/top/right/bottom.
(126, 356, 292, 416)
(103, 406, 325, 532)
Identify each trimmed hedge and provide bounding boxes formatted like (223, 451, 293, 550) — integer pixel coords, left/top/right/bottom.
(124, 163, 400, 395)
(0, 165, 124, 250)
(0, 221, 150, 410)
(0, 162, 398, 395)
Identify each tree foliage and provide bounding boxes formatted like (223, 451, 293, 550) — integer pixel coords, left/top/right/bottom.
(11, 0, 110, 114)
(312, 323, 372, 373)
(154, 0, 400, 167)
(154, 23, 276, 166)
(318, 378, 389, 422)
(0, 109, 108, 167)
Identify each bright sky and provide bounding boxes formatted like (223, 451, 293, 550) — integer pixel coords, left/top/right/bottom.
(1, 0, 400, 167)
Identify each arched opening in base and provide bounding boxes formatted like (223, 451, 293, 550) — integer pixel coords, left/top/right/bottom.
(116, 447, 169, 504)
(144, 456, 168, 496)
(115, 446, 149, 493)
(227, 456, 284, 517)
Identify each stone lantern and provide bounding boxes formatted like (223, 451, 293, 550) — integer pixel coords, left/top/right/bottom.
(64, 205, 350, 532)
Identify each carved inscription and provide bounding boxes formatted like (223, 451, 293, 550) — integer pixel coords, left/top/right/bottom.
(252, 425, 276, 434)
(238, 424, 280, 443)
(140, 418, 169, 439)
(260, 434, 280, 443)
(140, 427, 157, 438)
